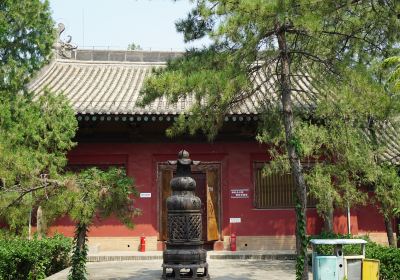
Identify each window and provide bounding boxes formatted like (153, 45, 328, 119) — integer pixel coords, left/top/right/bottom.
(254, 164, 317, 209)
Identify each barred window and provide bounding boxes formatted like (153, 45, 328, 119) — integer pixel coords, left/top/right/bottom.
(254, 164, 317, 209)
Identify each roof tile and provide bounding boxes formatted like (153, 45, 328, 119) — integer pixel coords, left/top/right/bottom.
(28, 50, 400, 164)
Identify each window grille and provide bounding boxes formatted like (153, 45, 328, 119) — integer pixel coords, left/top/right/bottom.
(254, 165, 317, 209)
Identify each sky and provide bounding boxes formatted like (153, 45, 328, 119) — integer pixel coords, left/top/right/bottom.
(49, 0, 208, 51)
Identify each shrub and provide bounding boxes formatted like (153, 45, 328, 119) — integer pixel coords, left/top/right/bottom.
(366, 242, 400, 280)
(0, 234, 72, 280)
(309, 233, 400, 280)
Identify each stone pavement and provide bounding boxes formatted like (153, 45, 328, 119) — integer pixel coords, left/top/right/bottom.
(47, 259, 307, 280)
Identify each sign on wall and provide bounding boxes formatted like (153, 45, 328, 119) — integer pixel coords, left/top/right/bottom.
(140, 193, 152, 198)
(230, 188, 249, 199)
(229, 218, 241, 223)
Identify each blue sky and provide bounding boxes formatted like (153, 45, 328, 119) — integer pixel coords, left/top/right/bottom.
(49, 0, 208, 51)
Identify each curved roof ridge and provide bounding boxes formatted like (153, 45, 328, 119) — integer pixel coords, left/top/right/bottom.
(55, 58, 166, 66)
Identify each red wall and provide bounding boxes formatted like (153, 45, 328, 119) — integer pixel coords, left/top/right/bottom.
(48, 141, 386, 238)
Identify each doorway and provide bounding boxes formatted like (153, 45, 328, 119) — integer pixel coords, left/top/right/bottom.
(158, 163, 221, 244)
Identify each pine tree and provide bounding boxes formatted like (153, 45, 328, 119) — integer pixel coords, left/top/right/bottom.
(0, 0, 55, 94)
(0, 0, 72, 232)
(45, 168, 141, 280)
(0, 5, 142, 278)
(140, 1, 400, 279)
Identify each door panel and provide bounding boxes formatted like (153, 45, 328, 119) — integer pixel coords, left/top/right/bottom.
(206, 169, 219, 241)
(160, 169, 172, 241)
(193, 173, 207, 241)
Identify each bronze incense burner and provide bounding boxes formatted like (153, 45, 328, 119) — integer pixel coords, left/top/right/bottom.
(161, 150, 209, 279)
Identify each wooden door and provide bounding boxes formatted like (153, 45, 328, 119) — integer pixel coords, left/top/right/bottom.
(160, 169, 172, 241)
(159, 165, 220, 242)
(206, 169, 219, 241)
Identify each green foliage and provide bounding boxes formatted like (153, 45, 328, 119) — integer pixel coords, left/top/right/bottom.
(127, 42, 142, 51)
(140, 48, 250, 139)
(383, 56, 400, 92)
(140, 1, 400, 279)
(259, 66, 400, 227)
(0, 234, 72, 280)
(0, 0, 77, 234)
(141, 0, 400, 215)
(374, 165, 400, 219)
(0, 0, 55, 93)
(0, 2, 142, 279)
(0, 92, 77, 232)
(44, 167, 141, 280)
(366, 242, 400, 280)
(0, 92, 77, 182)
(45, 167, 140, 227)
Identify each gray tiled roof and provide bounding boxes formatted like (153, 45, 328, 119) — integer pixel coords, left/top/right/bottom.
(29, 50, 319, 115)
(29, 55, 175, 115)
(28, 49, 399, 164)
(373, 121, 400, 165)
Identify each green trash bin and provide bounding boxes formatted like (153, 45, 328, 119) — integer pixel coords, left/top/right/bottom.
(313, 256, 337, 280)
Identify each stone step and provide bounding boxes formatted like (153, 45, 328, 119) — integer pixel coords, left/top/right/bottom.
(87, 250, 296, 262)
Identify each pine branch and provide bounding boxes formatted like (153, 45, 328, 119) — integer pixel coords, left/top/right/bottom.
(288, 50, 328, 65)
(2, 178, 65, 210)
(321, 30, 383, 51)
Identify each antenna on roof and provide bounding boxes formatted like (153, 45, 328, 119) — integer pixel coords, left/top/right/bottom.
(82, 8, 85, 48)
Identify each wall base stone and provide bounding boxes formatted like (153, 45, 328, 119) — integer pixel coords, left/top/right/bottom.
(88, 236, 158, 252)
(357, 232, 396, 246)
(220, 235, 296, 251)
(87, 234, 394, 252)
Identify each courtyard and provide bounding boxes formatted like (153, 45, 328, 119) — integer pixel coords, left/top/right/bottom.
(1, 1, 399, 280)
(46, 259, 308, 280)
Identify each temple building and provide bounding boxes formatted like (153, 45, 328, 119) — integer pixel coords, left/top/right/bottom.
(29, 49, 400, 251)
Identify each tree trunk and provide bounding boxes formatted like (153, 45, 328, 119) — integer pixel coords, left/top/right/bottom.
(277, 30, 308, 280)
(69, 223, 89, 280)
(28, 208, 32, 240)
(36, 206, 43, 239)
(323, 207, 334, 234)
(76, 223, 87, 252)
(384, 216, 396, 248)
(396, 217, 400, 248)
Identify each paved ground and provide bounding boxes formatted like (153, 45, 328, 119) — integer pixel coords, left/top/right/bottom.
(47, 259, 306, 280)
(85, 250, 297, 262)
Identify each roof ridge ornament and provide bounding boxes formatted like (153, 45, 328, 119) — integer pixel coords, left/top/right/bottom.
(54, 23, 77, 59)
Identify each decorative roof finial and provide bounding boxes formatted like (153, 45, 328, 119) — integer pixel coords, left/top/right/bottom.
(54, 23, 77, 59)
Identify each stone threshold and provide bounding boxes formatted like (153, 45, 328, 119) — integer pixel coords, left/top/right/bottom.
(87, 250, 296, 262)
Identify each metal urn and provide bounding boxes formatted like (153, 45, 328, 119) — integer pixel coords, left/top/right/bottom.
(162, 150, 210, 279)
